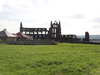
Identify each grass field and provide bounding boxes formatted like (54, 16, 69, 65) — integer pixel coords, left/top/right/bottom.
(0, 43, 100, 75)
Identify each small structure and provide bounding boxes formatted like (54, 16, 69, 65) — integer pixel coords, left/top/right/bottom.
(61, 35, 81, 42)
(82, 31, 90, 42)
(85, 31, 90, 42)
(0, 29, 17, 42)
(0, 29, 32, 42)
(16, 32, 33, 41)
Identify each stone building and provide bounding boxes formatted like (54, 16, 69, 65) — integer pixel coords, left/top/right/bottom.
(0, 29, 32, 42)
(0, 29, 17, 42)
(20, 21, 85, 42)
(20, 21, 61, 40)
(82, 31, 90, 42)
(48, 21, 61, 40)
(20, 22, 48, 39)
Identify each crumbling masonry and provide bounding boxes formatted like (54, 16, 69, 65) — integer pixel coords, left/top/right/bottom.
(20, 21, 90, 42)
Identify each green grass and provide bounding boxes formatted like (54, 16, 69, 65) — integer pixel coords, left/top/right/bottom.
(0, 43, 100, 75)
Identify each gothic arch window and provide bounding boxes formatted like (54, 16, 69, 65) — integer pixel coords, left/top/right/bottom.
(53, 25, 57, 27)
(42, 31, 45, 34)
(54, 29, 56, 33)
(26, 32, 29, 34)
(30, 32, 33, 34)
(38, 31, 41, 34)
(52, 29, 55, 33)
(54, 34, 56, 38)
(52, 28, 56, 33)
(34, 31, 37, 34)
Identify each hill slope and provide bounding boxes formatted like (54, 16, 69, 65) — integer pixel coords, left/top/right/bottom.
(0, 43, 100, 75)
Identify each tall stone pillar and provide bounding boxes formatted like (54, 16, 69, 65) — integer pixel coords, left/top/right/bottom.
(85, 31, 90, 42)
(20, 22, 23, 32)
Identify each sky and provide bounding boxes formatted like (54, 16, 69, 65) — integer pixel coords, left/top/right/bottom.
(0, 0, 100, 35)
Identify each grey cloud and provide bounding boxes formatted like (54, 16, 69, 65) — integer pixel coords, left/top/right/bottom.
(93, 18, 100, 22)
(67, 14, 84, 19)
(18, 4, 28, 8)
(92, 25, 100, 28)
(0, 24, 3, 27)
(72, 14, 84, 18)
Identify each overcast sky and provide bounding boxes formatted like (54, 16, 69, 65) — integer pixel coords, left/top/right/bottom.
(0, 0, 100, 35)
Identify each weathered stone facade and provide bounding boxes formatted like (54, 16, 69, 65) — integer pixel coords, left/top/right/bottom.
(85, 31, 90, 42)
(20, 22, 48, 39)
(20, 21, 90, 42)
(20, 21, 61, 40)
(48, 21, 61, 40)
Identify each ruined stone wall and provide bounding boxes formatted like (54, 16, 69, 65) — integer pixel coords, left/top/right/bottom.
(6, 39, 56, 45)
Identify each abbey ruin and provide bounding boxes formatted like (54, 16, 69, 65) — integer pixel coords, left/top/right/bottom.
(20, 21, 90, 42)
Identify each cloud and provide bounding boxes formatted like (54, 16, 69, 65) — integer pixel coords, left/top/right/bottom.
(0, 20, 19, 33)
(69, 14, 85, 19)
(0, 0, 6, 12)
(5, 0, 34, 10)
(0, 0, 100, 35)
(93, 18, 100, 23)
(93, 25, 100, 28)
(33, 0, 49, 4)
(0, 0, 35, 22)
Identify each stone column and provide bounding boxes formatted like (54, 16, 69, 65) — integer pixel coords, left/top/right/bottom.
(85, 31, 90, 42)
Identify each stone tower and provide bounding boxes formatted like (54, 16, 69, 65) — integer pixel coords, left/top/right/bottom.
(20, 22, 23, 32)
(85, 31, 90, 42)
(48, 21, 61, 40)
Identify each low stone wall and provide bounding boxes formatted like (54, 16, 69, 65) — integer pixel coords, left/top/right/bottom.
(6, 39, 56, 45)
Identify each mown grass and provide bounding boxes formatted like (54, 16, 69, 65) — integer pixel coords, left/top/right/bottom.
(0, 43, 100, 75)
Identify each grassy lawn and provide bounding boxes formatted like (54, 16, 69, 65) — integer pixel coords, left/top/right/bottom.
(0, 43, 100, 75)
